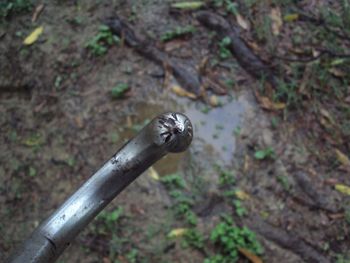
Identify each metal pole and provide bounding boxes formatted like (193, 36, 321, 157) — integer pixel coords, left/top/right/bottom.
(7, 112, 193, 263)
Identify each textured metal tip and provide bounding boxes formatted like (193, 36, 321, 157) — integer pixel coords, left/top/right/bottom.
(153, 112, 193, 153)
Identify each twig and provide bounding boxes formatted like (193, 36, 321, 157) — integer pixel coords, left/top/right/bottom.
(273, 48, 350, 63)
(248, 216, 331, 263)
(196, 11, 278, 88)
(272, 53, 324, 63)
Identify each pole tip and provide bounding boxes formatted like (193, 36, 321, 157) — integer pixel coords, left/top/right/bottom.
(154, 112, 193, 153)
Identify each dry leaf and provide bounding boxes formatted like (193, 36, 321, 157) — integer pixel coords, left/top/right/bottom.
(75, 116, 84, 128)
(171, 85, 197, 99)
(243, 154, 249, 173)
(324, 178, 339, 185)
(126, 116, 133, 128)
(167, 228, 188, 238)
(238, 247, 263, 263)
(171, 1, 205, 10)
(209, 95, 220, 107)
(103, 257, 112, 263)
(235, 190, 251, 200)
(23, 26, 44, 45)
(270, 7, 283, 36)
(328, 213, 345, 220)
(328, 68, 346, 77)
(320, 108, 335, 125)
(335, 184, 350, 195)
(236, 14, 250, 30)
(335, 149, 350, 166)
(283, 13, 299, 22)
(247, 41, 261, 52)
(32, 4, 45, 22)
(148, 166, 160, 180)
(259, 96, 286, 110)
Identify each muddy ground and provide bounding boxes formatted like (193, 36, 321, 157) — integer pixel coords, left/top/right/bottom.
(1, 1, 350, 262)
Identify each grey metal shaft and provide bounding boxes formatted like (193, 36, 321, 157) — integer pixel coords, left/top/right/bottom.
(8, 112, 193, 263)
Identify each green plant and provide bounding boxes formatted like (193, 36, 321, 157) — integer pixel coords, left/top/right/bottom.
(276, 175, 290, 191)
(111, 83, 129, 99)
(218, 36, 232, 59)
(233, 126, 241, 136)
(28, 166, 36, 177)
(206, 216, 263, 263)
(201, 105, 211, 114)
(273, 78, 300, 107)
(125, 249, 138, 263)
(131, 119, 150, 132)
(271, 117, 279, 129)
(161, 173, 197, 225)
(254, 147, 276, 160)
(212, 0, 238, 15)
(85, 25, 120, 56)
(0, 0, 32, 20)
(160, 25, 196, 42)
(169, 190, 197, 226)
(182, 228, 204, 249)
(215, 165, 235, 186)
(66, 157, 75, 167)
(95, 207, 123, 234)
(161, 173, 186, 190)
(336, 254, 350, 263)
(233, 200, 247, 217)
(108, 235, 128, 261)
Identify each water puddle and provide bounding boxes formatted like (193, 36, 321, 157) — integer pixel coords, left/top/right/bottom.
(180, 97, 245, 165)
(118, 92, 247, 177)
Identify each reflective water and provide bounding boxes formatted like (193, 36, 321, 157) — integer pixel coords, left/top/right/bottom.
(118, 90, 248, 177)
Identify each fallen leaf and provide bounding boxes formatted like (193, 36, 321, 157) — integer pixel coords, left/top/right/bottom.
(236, 14, 250, 30)
(331, 59, 346, 66)
(238, 247, 263, 263)
(335, 149, 350, 166)
(243, 154, 249, 173)
(259, 96, 286, 110)
(320, 108, 335, 125)
(23, 134, 43, 147)
(32, 4, 45, 22)
(103, 257, 112, 263)
(283, 13, 299, 22)
(167, 228, 188, 238)
(324, 178, 339, 185)
(171, 1, 205, 10)
(209, 95, 220, 107)
(126, 116, 133, 128)
(328, 213, 345, 220)
(260, 211, 269, 219)
(270, 7, 283, 35)
(75, 116, 84, 128)
(235, 190, 251, 200)
(335, 184, 350, 195)
(164, 39, 186, 52)
(148, 166, 160, 180)
(246, 41, 261, 52)
(171, 85, 197, 99)
(130, 204, 145, 215)
(23, 26, 44, 45)
(328, 68, 346, 77)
